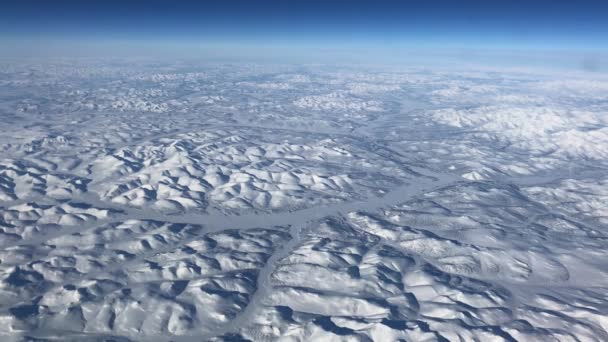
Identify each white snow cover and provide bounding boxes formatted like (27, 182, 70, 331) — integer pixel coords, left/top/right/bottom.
(432, 105, 608, 159)
(0, 60, 607, 341)
(294, 92, 384, 112)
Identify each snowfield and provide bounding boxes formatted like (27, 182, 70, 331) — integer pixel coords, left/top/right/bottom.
(1, 60, 608, 341)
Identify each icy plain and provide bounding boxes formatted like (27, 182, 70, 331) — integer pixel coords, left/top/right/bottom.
(1, 60, 608, 341)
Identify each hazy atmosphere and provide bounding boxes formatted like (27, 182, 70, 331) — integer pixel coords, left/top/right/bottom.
(1, 1, 608, 341)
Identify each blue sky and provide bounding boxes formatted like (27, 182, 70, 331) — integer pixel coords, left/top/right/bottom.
(2, 0, 607, 51)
